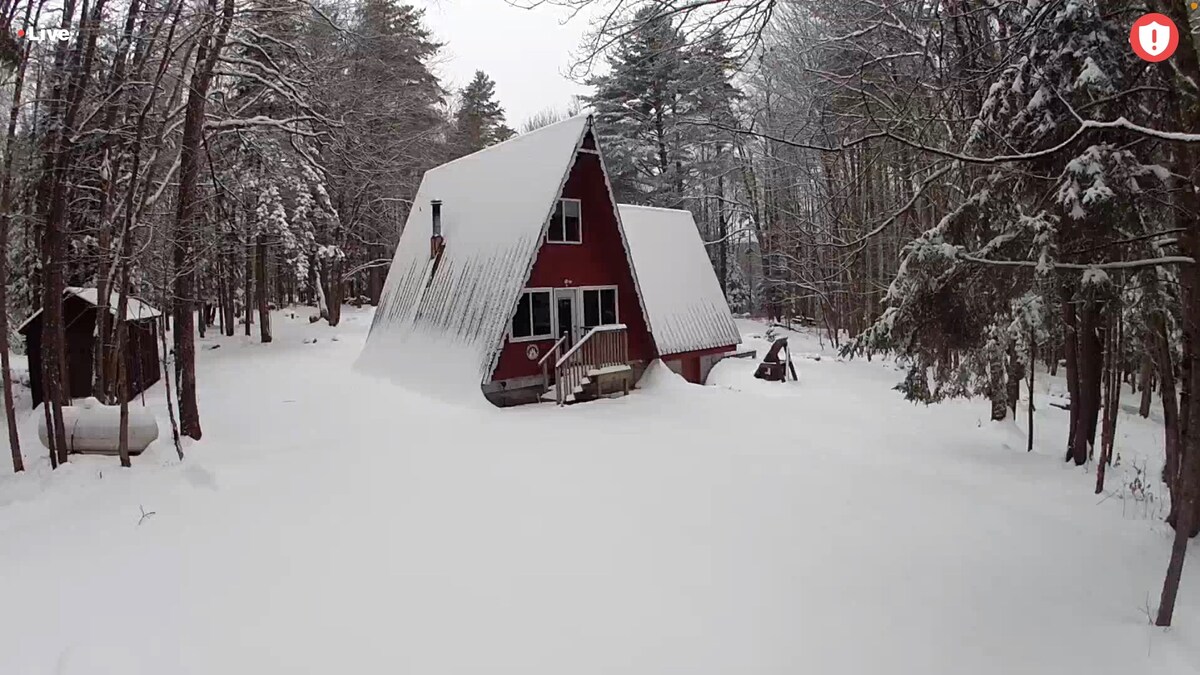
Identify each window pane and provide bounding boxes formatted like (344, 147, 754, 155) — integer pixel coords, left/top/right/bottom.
(548, 201, 565, 242)
(531, 292, 552, 336)
(564, 213, 580, 243)
(513, 293, 532, 338)
(600, 288, 617, 324)
(564, 201, 581, 242)
(583, 290, 600, 327)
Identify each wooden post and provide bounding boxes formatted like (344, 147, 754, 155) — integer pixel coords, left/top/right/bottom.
(1028, 332, 1036, 452)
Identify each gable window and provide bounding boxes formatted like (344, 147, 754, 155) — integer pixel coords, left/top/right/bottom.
(547, 198, 582, 244)
(512, 289, 553, 340)
(581, 287, 618, 329)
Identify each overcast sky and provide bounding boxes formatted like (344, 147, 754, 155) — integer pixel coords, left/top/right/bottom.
(410, 0, 597, 127)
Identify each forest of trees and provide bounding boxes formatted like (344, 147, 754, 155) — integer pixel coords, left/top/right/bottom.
(3, 0, 1200, 628)
(527, 0, 1200, 627)
(0, 0, 513, 466)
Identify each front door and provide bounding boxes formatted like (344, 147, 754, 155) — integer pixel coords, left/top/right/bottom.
(554, 289, 577, 348)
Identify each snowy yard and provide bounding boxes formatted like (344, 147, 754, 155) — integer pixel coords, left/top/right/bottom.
(1, 308, 1197, 674)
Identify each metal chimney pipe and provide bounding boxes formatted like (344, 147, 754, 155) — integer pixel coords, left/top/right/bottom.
(430, 200, 444, 260)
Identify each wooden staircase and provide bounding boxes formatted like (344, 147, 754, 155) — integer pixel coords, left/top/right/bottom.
(538, 324, 633, 405)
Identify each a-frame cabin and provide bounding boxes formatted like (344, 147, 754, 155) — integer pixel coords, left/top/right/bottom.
(359, 113, 739, 406)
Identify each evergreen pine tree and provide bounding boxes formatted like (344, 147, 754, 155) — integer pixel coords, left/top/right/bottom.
(586, 7, 695, 206)
(454, 70, 514, 153)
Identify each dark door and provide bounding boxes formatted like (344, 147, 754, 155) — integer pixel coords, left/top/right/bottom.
(556, 295, 574, 348)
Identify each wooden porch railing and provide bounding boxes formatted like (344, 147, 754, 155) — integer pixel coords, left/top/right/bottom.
(539, 334, 570, 393)
(553, 324, 628, 405)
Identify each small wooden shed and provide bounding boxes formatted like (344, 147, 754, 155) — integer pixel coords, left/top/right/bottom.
(17, 287, 162, 407)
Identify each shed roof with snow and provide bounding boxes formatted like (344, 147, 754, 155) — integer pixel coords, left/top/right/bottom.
(618, 204, 740, 356)
(17, 286, 163, 407)
(17, 286, 161, 333)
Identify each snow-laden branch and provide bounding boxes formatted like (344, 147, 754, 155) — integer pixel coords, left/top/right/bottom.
(342, 258, 393, 278)
(833, 163, 954, 249)
(205, 115, 323, 137)
(691, 115, 1200, 166)
(704, 227, 756, 246)
(957, 253, 1195, 271)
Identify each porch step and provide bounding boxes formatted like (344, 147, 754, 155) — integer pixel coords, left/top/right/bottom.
(587, 364, 632, 378)
(539, 381, 588, 404)
(542, 363, 635, 405)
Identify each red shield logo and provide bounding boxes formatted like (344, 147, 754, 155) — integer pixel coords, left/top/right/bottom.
(1130, 13, 1178, 62)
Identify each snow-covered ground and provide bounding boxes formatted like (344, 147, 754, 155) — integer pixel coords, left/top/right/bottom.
(0, 308, 1196, 674)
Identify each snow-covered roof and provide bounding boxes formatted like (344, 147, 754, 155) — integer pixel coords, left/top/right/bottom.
(17, 286, 161, 332)
(618, 205, 740, 356)
(357, 114, 598, 398)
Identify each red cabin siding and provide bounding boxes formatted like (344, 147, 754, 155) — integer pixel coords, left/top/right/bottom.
(490, 151, 655, 383)
(661, 344, 737, 384)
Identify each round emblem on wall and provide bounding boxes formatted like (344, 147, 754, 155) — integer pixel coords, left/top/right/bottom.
(526, 344, 540, 361)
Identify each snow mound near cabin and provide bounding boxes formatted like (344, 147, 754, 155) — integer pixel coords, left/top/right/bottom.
(354, 328, 499, 408)
(637, 359, 692, 393)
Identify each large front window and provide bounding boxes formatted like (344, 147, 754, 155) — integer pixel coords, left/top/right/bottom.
(547, 198, 582, 244)
(512, 290, 553, 340)
(582, 288, 618, 329)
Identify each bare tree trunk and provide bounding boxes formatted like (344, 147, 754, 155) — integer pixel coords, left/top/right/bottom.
(314, 259, 329, 319)
(1097, 316, 1121, 493)
(1062, 292, 1081, 461)
(35, 0, 85, 465)
(1106, 317, 1123, 460)
(244, 244, 253, 336)
(989, 354, 1006, 422)
(115, 263, 132, 468)
(156, 304, 184, 462)
(216, 262, 226, 336)
(221, 235, 235, 337)
(1152, 313, 1184, 527)
(1007, 342, 1023, 420)
(1069, 300, 1103, 466)
(323, 252, 344, 327)
(195, 270, 207, 340)
(1156, 244, 1200, 626)
(1154, 14, 1200, 623)
(92, 0, 143, 404)
(171, 0, 234, 441)
(0, 2, 33, 473)
(256, 234, 272, 343)
(367, 243, 385, 305)
(1028, 335, 1036, 453)
(716, 173, 728, 296)
(1139, 349, 1154, 418)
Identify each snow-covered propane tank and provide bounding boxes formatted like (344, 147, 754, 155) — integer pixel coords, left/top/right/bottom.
(37, 398, 159, 455)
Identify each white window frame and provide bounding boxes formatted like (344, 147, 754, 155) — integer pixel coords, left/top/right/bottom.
(576, 285, 620, 329)
(546, 198, 583, 245)
(553, 288, 579, 345)
(510, 287, 555, 342)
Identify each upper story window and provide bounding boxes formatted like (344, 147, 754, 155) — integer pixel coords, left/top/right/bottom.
(547, 198, 582, 244)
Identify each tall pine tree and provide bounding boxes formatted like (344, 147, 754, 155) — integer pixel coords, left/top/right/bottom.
(586, 7, 695, 206)
(454, 70, 514, 153)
